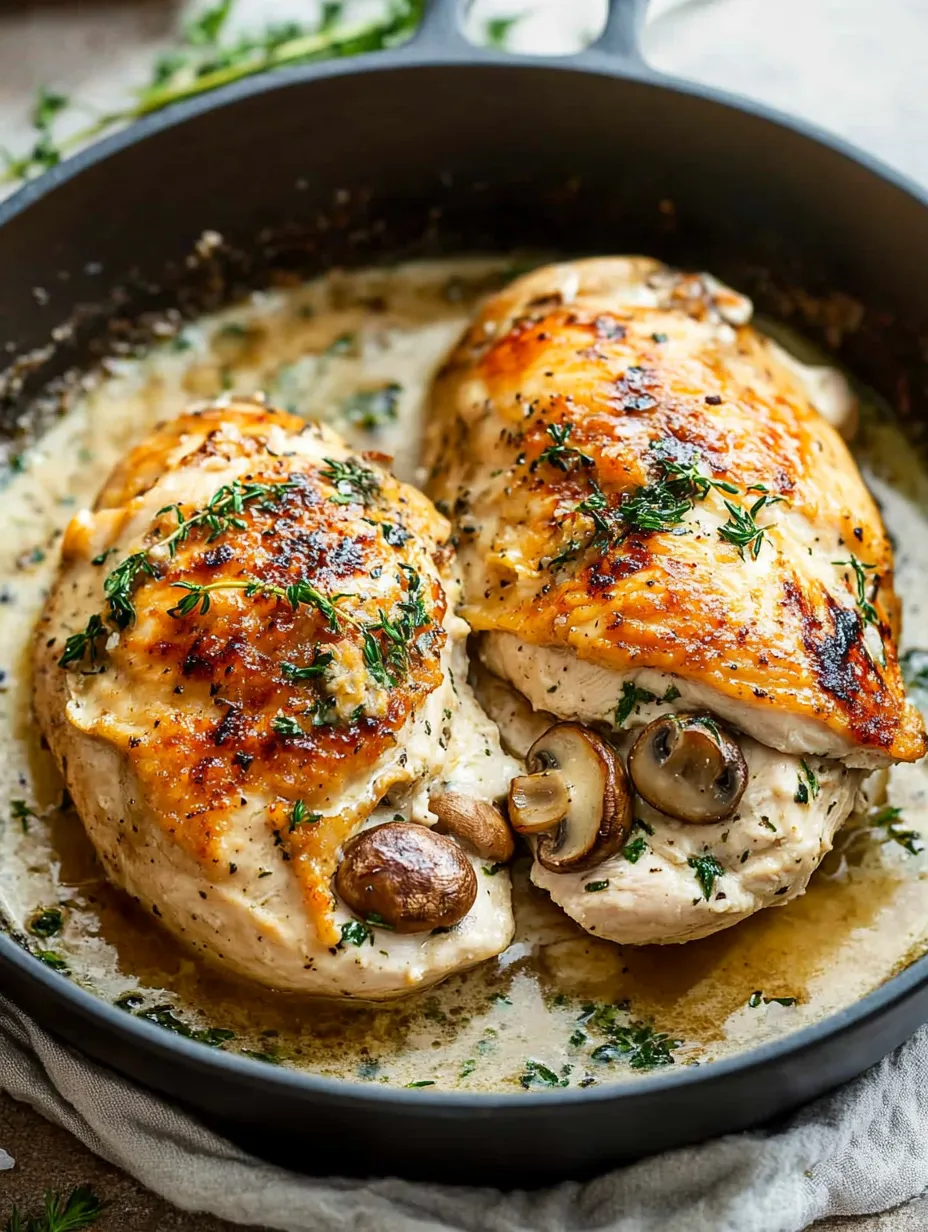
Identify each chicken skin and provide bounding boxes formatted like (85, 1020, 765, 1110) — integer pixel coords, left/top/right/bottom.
(426, 257, 926, 945)
(35, 400, 517, 998)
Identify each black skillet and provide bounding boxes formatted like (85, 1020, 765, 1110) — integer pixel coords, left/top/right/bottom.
(2, 0, 928, 1188)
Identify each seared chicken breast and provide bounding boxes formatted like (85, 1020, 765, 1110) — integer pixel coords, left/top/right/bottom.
(426, 257, 927, 945)
(35, 400, 518, 998)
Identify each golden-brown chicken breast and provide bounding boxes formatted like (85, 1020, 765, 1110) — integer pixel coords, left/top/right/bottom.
(35, 400, 518, 998)
(425, 257, 926, 945)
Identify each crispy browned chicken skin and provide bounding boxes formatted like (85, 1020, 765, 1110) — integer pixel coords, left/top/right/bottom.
(35, 401, 516, 996)
(425, 257, 925, 945)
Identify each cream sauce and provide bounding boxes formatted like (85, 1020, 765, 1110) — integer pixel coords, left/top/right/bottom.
(1, 259, 927, 1093)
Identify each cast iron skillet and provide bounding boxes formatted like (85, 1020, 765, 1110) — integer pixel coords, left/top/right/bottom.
(2, 0, 928, 1187)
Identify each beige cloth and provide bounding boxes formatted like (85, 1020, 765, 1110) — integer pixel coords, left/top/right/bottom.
(2, 2, 928, 1229)
(4, 992, 928, 1231)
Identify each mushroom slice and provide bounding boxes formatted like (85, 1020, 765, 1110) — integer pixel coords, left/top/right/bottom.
(335, 821, 478, 934)
(508, 770, 570, 834)
(430, 792, 515, 863)
(522, 723, 632, 874)
(628, 713, 748, 823)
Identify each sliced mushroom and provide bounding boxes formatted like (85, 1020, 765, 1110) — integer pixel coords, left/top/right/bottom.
(519, 723, 632, 873)
(335, 821, 477, 934)
(430, 791, 515, 862)
(627, 713, 747, 823)
(508, 769, 570, 834)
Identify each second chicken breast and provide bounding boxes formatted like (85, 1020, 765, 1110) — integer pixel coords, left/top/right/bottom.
(425, 257, 926, 945)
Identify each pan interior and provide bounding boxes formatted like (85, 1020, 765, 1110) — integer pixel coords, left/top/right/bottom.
(2, 251, 927, 1094)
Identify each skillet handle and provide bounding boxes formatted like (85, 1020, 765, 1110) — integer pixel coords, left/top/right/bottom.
(409, 0, 649, 69)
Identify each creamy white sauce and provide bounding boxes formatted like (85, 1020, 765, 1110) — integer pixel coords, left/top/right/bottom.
(1, 259, 927, 1092)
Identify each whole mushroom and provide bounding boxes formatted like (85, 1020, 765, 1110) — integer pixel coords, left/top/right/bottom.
(429, 791, 514, 863)
(508, 723, 632, 873)
(335, 821, 477, 934)
(627, 713, 748, 823)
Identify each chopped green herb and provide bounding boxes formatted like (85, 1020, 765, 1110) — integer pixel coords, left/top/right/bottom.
(36, 950, 69, 972)
(748, 990, 763, 1008)
(489, 992, 512, 1006)
(289, 799, 321, 831)
(11, 798, 36, 832)
(405, 1079, 436, 1088)
(271, 714, 304, 739)
(590, 1022, 680, 1071)
(621, 835, 647, 864)
(342, 382, 402, 430)
(794, 759, 819, 805)
(519, 1059, 568, 1088)
(902, 648, 928, 708)
(460, 1058, 477, 1078)
(137, 1004, 234, 1048)
(485, 14, 523, 47)
(615, 681, 657, 727)
(482, 862, 505, 876)
(29, 908, 64, 938)
(584, 880, 610, 892)
(869, 805, 924, 855)
(687, 853, 725, 900)
(340, 919, 374, 947)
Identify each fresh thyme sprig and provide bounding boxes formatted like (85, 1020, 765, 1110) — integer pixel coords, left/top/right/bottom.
(168, 576, 349, 629)
(156, 478, 298, 558)
(320, 457, 381, 507)
(535, 422, 594, 473)
(59, 476, 298, 667)
(2, 1, 426, 187)
(833, 555, 880, 627)
(718, 486, 784, 560)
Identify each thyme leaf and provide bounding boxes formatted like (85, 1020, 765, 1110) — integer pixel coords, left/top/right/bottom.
(687, 853, 725, 900)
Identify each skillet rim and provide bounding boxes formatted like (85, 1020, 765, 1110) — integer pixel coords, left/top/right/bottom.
(2, 46, 928, 1110)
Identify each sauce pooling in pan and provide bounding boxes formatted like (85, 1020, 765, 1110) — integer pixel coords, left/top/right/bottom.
(2, 259, 926, 1091)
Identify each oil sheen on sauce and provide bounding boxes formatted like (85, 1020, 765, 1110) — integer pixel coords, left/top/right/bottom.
(1, 258, 927, 1094)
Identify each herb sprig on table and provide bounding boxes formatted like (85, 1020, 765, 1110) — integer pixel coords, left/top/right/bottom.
(1, 0, 426, 187)
(4, 1186, 105, 1232)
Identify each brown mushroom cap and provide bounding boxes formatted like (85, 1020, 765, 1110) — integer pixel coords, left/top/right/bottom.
(508, 769, 570, 834)
(524, 723, 632, 873)
(429, 791, 515, 862)
(627, 713, 748, 823)
(335, 821, 477, 934)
